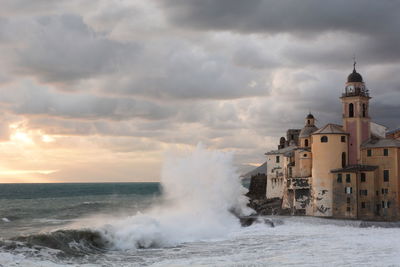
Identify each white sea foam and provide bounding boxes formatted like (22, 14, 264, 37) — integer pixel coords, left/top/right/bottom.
(1, 218, 10, 223)
(98, 144, 253, 249)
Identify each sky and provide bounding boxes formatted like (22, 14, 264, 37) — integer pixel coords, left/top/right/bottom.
(0, 0, 399, 183)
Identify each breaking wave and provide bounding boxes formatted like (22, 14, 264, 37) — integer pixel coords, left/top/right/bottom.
(0, 229, 108, 258)
(1, 145, 253, 256)
(96, 144, 254, 249)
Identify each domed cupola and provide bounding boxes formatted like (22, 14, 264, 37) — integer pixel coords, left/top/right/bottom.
(344, 60, 369, 97)
(347, 66, 363, 83)
(299, 113, 318, 138)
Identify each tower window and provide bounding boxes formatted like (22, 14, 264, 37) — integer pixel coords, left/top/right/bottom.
(307, 120, 310, 125)
(305, 139, 309, 147)
(360, 173, 366, 182)
(362, 104, 366, 117)
(341, 152, 346, 168)
(367, 149, 372, 157)
(349, 103, 354, 117)
(321, 136, 328, 143)
(341, 136, 346, 142)
(276, 156, 280, 163)
(383, 170, 389, 182)
(346, 174, 351, 183)
(384, 149, 388, 156)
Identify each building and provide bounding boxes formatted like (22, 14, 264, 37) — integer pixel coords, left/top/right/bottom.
(264, 62, 400, 221)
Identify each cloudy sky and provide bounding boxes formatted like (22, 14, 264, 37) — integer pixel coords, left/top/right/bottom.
(0, 0, 399, 182)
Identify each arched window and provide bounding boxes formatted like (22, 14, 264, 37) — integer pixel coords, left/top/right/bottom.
(307, 119, 310, 125)
(349, 103, 354, 117)
(362, 104, 366, 117)
(305, 139, 309, 147)
(342, 152, 346, 168)
(321, 136, 328, 143)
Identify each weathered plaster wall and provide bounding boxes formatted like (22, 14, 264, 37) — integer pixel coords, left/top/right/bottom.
(266, 154, 285, 199)
(362, 147, 400, 220)
(312, 134, 348, 217)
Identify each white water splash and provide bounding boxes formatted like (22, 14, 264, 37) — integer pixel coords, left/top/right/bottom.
(99, 144, 253, 249)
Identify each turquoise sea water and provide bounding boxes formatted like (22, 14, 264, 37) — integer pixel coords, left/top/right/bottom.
(1, 182, 400, 267)
(0, 183, 161, 239)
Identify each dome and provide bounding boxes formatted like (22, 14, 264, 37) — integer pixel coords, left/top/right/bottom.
(347, 68, 363, 83)
(299, 125, 318, 138)
(306, 113, 314, 119)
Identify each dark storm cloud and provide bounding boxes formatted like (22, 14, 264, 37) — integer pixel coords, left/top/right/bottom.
(160, 0, 400, 63)
(160, 0, 400, 36)
(5, 14, 140, 83)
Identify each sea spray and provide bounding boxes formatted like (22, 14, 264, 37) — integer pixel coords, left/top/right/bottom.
(99, 144, 254, 249)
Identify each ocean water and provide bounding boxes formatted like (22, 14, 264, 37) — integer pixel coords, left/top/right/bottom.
(1, 146, 400, 266)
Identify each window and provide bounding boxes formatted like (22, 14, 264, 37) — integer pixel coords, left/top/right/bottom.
(321, 136, 328, 143)
(382, 188, 388, 195)
(383, 170, 389, 182)
(337, 174, 342, 183)
(376, 190, 379, 196)
(342, 152, 346, 168)
(276, 156, 280, 163)
(362, 104, 366, 117)
(360, 173, 366, 182)
(345, 187, 352, 194)
(361, 202, 366, 209)
(367, 149, 372, 157)
(384, 149, 388, 156)
(382, 201, 391, 209)
(307, 120, 310, 125)
(349, 103, 354, 117)
(346, 207, 351, 212)
(303, 154, 307, 157)
(305, 139, 309, 147)
(341, 136, 346, 142)
(359, 190, 368, 196)
(346, 174, 351, 183)
(347, 197, 350, 204)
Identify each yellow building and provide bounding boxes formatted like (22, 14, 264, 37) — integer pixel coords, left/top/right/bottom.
(264, 62, 400, 221)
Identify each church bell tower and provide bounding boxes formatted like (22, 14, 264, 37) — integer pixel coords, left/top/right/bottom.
(341, 61, 371, 165)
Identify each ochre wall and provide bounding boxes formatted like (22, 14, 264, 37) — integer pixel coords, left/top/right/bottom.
(311, 134, 348, 216)
(362, 147, 399, 220)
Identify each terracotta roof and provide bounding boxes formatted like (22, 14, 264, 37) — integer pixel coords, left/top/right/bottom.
(265, 145, 296, 155)
(312, 124, 348, 135)
(361, 138, 400, 148)
(299, 125, 318, 138)
(331, 164, 378, 173)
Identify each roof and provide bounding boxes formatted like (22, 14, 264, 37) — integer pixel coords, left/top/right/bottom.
(306, 113, 314, 119)
(312, 124, 348, 135)
(387, 127, 400, 135)
(331, 164, 378, 173)
(347, 65, 363, 83)
(361, 138, 400, 149)
(265, 145, 296, 156)
(299, 125, 318, 138)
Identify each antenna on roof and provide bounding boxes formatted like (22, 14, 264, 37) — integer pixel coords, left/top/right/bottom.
(353, 54, 356, 71)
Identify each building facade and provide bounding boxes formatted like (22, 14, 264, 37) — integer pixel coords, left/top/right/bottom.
(264, 63, 400, 221)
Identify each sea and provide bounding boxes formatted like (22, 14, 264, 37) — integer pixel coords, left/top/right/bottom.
(1, 147, 400, 266)
(1, 183, 400, 267)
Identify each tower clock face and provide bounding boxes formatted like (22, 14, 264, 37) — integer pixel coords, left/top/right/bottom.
(347, 85, 354, 93)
